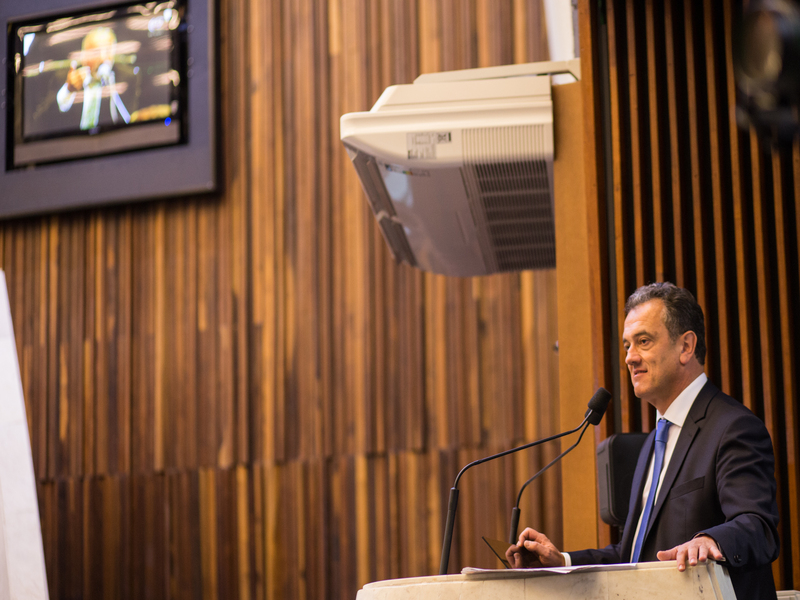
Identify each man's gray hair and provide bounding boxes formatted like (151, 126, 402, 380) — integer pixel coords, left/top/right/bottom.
(625, 282, 706, 365)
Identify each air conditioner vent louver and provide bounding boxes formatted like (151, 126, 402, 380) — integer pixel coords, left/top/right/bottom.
(462, 127, 555, 272)
(473, 163, 550, 195)
(345, 143, 418, 267)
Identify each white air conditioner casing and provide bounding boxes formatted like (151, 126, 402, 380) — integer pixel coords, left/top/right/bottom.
(340, 60, 579, 277)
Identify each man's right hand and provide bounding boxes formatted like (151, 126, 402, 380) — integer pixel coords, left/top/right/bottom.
(505, 527, 566, 568)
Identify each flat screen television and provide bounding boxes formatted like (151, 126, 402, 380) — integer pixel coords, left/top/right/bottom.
(10, 1, 186, 167)
(1, 0, 217, 218)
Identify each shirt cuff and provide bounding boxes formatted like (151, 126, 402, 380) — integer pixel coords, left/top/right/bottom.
(562, 552, 572, 567)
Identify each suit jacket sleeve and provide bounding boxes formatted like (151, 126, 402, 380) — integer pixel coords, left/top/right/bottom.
(697, 409, 780, 569)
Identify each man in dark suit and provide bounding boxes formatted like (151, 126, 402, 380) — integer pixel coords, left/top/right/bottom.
(506, 283, 780, 600)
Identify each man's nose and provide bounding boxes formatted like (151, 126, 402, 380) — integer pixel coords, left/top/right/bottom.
(625, 347, 638, 365)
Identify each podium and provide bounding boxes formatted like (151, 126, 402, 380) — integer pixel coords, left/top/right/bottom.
(356, 561, 736, 600)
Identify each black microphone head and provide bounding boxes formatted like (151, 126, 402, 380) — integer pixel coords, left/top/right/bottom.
(586, 387, 612, 425)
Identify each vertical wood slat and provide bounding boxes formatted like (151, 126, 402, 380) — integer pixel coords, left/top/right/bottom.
(774, 146, 800, 586)
(131, 474, 168, 599)
(47, 220, 59, 479)
(292, 0, 314, 459)
(315, 0, 334, 462)
(83, 216, 97, 476)
(763, 148, 786, 588)
(25, 222, 48, 478)
(751, 133, 779, 434)
(664, 0, 687, 288)
(67, 217, 85, 477)
(607, 0, 635, 432)
(328, 0, 345, 463)
(683, 0, 707, 314)
(539, 272, 562, 541)
(152, 206, 166, 472)
(645, 0, 665, 283)
(264, 0, 287, 466)
(722, 0, 757, 412)
(168, 471, 202, 600)
(246, 0, 268, 465)
(625, 0, 647, 293)
(119, 213, 133, 478)
(790, 140, 800, 586)
(131, 210, 154, 474)
(426, 275, 450, 448)
(702, 0, 732, 393)
(91, 217, 110, 473)
(197, 205, 219, 468)
(199, 468, 219, 600)
(338, 0, 369, 459)
(230, 0, 251, 470)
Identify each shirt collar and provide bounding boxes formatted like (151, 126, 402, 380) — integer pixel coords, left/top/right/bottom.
(656, 372, 708, 427)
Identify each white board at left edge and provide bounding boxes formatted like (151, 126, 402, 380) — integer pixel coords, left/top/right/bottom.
(0, 270, 49, 600)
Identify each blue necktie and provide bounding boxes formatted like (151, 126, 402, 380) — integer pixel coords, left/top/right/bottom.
(631, 418, 672, 563)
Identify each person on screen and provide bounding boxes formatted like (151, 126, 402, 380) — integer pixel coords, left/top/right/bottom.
(506, 283, 780, 600)
(56, 26, 130, 130)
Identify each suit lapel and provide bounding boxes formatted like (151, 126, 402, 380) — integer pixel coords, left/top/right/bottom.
(643, 381, 718, 542)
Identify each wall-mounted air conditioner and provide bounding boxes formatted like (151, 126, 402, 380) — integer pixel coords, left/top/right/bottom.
(340, 60, 580, 277)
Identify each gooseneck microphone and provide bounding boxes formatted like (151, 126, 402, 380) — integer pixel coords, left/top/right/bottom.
(438, 387, 613, 575)
(585, 387, 613, 425)
(508, 387, 612, 544)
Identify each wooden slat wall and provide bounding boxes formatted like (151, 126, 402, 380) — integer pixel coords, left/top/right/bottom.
(599, 0, 800, 589)
(0, 1, 562, 599)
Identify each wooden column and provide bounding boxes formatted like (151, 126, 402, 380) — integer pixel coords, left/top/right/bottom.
(553, 81, 605, 551)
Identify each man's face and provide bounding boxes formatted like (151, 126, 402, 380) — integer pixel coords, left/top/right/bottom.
(622, 299, 686, 406)
(82, 31, 116, 76)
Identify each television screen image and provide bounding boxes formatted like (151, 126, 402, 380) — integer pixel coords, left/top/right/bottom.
(9, 0, 186, 167)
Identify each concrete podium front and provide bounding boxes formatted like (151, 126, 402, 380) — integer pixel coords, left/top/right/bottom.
(356, 561, 736, 600)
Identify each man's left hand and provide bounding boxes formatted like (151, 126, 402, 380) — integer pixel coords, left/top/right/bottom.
(656, 535, 724, 571)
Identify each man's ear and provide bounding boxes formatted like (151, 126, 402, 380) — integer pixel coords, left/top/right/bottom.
(679, 331, 698, 365)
